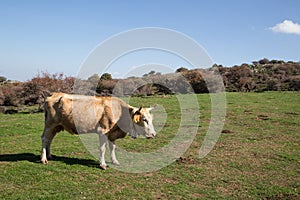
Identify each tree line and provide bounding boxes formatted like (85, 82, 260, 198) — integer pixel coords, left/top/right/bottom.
(1, 58, 300, 109)
(95, 58, 300, 95)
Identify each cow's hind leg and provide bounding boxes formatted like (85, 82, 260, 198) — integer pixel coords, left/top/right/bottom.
(40, 126, 59, 164)
(99, 133, 108, 170)
(41, 128, 52, 164)
(109, 140, 120, 165)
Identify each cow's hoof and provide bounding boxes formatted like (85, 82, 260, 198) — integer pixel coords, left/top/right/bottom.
(99, 164, 107, 170)
(41, 159, 48, 164)
(112, 160, 120, 165)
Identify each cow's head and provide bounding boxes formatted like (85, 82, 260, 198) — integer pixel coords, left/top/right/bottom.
(131, 107, 156, 139)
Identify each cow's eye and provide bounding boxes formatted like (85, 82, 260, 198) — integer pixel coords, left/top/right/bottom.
(142, 118, 148, 124)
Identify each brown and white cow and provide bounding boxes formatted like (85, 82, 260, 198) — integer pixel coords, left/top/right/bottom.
(40, 92, 156, 169)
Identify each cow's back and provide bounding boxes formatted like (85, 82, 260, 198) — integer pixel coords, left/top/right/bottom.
(44, 93, 127, 134)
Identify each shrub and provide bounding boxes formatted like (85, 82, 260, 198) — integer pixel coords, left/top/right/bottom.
(0, 82, 23, 106)
(22, 72, 74, 106)
(100, 73, 112, 80)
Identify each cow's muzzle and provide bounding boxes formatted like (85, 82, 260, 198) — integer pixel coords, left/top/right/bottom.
(146, 133, 156, 139)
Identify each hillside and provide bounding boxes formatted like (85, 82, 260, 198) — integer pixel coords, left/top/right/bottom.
(0, 59, 300, 109)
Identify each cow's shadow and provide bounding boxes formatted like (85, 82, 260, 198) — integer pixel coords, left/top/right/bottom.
(0, 153, 99, 168)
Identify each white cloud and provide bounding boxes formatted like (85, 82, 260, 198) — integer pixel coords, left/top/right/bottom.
(270, 20, 300, 35)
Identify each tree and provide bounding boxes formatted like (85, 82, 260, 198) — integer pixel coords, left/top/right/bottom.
(149, 70, 156, 75)
(176, 67, 188, 73)
(0, 76, 7, 83)
(258, 58, 270, 65)
(100, 73, 112, 80)
(143, 70, 157, 77)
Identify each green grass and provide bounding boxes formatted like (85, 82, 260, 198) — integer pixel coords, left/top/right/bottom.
(0, 92, 299, 199)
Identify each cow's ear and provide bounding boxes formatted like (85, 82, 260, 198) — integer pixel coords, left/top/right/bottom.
(133, 114, 141, 123)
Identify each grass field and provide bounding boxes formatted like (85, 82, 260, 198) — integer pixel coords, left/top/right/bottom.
(0, 92, 299, 199)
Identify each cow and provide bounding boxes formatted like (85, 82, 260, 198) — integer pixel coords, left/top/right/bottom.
(40, 92, 156, 169)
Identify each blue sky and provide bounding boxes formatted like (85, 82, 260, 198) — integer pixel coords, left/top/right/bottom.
(1, 0, 300, 81)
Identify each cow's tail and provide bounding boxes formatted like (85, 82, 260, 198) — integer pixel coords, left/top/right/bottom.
(38, 90, 52, 112)
(41, 90, 52, 99)
(55, 96, 63, 104)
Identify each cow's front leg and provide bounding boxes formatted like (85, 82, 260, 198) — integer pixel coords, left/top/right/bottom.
(109, 140, 120, 165)
(99, 134, 108, 170)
